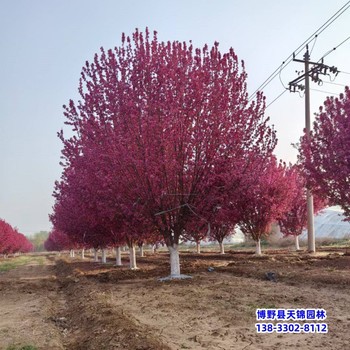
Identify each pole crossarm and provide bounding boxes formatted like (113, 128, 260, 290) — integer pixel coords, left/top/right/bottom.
(289, 55, 339, 93)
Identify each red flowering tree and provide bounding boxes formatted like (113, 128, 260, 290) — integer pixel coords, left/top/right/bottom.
(182, 217, 209, 254)
(0, 219, 13, 254)
(18, 234, 33, 253)
(209, 223, 235, 254)
(299, 87, 350, 220)
(44, 229, 72, 252)
(278, 166, 327, 250)
(0, 219, 33, 255)
(238, 158, 296, 255)
(52, 114, 153, 267)
(57, 28, 277, 277)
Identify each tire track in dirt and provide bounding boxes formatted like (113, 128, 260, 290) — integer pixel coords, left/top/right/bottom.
(52, 257, 171, 350)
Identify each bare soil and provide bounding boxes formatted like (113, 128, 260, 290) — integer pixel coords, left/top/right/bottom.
(0, 248, 349, 350)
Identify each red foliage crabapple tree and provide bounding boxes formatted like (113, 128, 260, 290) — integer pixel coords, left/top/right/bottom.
(57, 28, 277, 278)
(299, 87, 350, 220)
(238, 158, 296, 255)
(44, 229, 72, 252)
(205, 190, 241, 254)
(0, 219, 33, 255)
(182, 217, 209, 254)
(51, 120, 156, 268)
(209, 222, 236, 255)
(278, 166, 327, 250)
(0, 219, 13, 255)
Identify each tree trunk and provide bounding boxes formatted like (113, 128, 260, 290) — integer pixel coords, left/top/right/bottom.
(129, 244, 138, 270)
(168, 244, 181, 277)
(139, 244, 144, 257)
(150, 245, 155, 254)
(295, 235, 300, 251)
(70, 249, 75, 258)
(196, 242, 201, 254)
(255, 239, 262, 255)
(115, 246, 122, 266)
(101, 248, 107, 263)
(81, 249, 85, 259)
(219, 242, 225, 254)
(93, 249, 99, 262)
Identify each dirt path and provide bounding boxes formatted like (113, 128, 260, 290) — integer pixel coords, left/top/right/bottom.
(53, 258, 170, 350)
(0, 255, 64, 349)
(0, 250, 349, 349)
(0, 255, 170, 350)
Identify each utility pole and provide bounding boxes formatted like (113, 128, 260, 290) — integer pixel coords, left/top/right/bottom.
(289, 45, 338, 253)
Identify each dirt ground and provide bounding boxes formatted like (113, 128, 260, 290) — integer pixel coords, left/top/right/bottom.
(0, 247, 350, 350)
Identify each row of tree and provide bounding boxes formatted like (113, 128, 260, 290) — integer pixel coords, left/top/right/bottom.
(48, 29, 348, 277)
(0, 219, 33, 255)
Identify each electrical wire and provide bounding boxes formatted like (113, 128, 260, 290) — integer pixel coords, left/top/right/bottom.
(278, 65, 288, 89)
(310, 88, 340, 96)
(265, 89, 288, 110)
(319, 35, 350, 61)
(248, 1, 350, 102)
(309, 34, 318, 55)
(298, 90, 305, 98)
(321, 80, 347, 87)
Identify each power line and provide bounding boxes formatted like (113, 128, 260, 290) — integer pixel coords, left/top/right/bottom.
(265, 89, 288, 109)
(319, 34, 350, 60)
(321, 80, 347, 87)
(248, 1, 350, 102)
(309, 35, 318, 56)
(278, 65, 288, 89)
(339, 70, 350, 75)
(310, 88, 340, 96)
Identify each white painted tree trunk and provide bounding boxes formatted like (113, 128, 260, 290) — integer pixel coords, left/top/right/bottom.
(81, 249, 85, 259)
(129, 245, 138, 270)
(196, 242, 201, 254)
(93, 249, 99, 262)
(115, 246, 122, 266)
(219, 242, 225, 254)
(168, 244, 181, 277)
(295, 235, 300, 250)
(70, 249, 75, 258)
(139, 245, 144, 257)
(255, 239, 262, 255)
(150, 245, 155, 254)
(101, 248, 107, 263)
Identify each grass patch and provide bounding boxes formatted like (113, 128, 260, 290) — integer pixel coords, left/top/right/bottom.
(317, 237, 350, 248)
(36, 256, 45, 266)
(6, 345, 38, 350)
(0, 256, 39, 272)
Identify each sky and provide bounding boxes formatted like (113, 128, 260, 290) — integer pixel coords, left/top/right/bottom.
(0, 0, 349, 235)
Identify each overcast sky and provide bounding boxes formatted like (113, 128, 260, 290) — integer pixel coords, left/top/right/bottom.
(1, 0, 349, 235)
